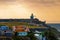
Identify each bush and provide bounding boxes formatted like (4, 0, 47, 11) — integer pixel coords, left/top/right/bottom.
(44, 28, 58, 40)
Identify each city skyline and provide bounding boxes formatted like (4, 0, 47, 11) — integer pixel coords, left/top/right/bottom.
(0, 0, 60, 23)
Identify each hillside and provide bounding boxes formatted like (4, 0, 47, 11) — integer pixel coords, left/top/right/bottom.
(0, 22, 46, 28)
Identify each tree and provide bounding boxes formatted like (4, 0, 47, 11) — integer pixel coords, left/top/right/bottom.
(27, 32, 37, 40)
(44, 28, 58, 40)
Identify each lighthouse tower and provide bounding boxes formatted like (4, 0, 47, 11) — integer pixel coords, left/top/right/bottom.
(30, 13, 34, 20)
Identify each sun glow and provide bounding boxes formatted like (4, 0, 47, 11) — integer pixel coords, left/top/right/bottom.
(0, 0, 60, 23)
(9, 4, 28, 15)
(0, 4, 30, 19)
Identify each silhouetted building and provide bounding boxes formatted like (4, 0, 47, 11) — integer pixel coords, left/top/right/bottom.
(30, 13, 34, 20)
(0, 13, 45, 24)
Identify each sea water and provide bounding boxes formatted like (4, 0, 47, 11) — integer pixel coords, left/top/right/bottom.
(47, 23, 60, 32)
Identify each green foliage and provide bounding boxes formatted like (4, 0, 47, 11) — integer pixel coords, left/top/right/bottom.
(27, 32, 37, 40)
(0, 22, 41, 28)
(44, 28, 58, 40)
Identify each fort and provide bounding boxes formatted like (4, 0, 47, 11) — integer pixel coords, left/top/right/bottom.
(0, 13, 45, 25)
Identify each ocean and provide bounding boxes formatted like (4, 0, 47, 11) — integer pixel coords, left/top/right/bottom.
(47, 23, 60, 32)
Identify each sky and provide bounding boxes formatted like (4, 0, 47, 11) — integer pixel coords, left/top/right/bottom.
(0, 0, 60, 23)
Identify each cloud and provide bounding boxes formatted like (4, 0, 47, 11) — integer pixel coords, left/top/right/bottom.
(0, 0, 17, 5)
(0, 0, 16, 2)
(0, 0, 60, 4)
(0, 0, 60, 6)
(18, 0, 60, 6)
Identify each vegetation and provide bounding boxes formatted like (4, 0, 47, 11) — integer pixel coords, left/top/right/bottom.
(44, 27, 58, 40)
(27, 32, 37, 40)
(1, 22, 57, 40)
(0, 22, 45, 28)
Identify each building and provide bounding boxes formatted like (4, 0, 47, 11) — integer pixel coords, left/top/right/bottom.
(0, 25, 13, 37)
(0, 13, 45, 25)
(13, 25, 30, 32)
(13, 25, 29, 36)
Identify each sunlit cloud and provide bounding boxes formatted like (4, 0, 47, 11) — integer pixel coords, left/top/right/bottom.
(17, 0, 60, 6)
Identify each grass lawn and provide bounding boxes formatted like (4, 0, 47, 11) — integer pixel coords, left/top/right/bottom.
(0, 22, 46, 28)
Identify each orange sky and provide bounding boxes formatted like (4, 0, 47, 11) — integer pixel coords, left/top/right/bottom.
(0, 0, 60, 23)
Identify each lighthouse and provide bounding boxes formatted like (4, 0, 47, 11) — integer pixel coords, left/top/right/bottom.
(30, 13, 34, 20)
